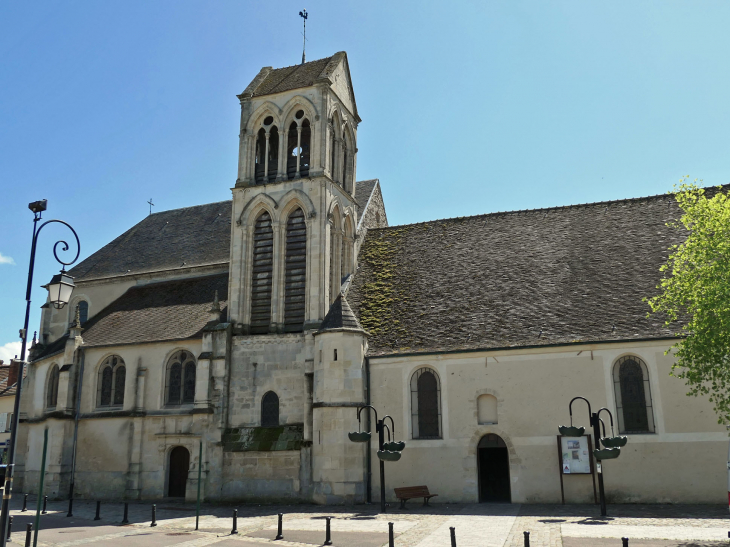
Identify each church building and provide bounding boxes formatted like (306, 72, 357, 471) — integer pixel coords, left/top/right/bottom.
(17, 52, 727, 505)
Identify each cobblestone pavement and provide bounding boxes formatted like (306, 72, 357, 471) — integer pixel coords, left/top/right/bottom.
(5, 497, 729, 547)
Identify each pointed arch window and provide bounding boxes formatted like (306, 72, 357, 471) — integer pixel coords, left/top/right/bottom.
(254, 116, 278, 184)
(286, 111, 311, 180)
(97, 355, 126, 407)
(411, 368, 442, 439)
(284, 208, 307, 332)
(166, 350, 196, 406)
(46, 364, 60, 410)
(250, 211, 274, 334)
(613, 356, 655, 434)
(261, 391, 280, 427)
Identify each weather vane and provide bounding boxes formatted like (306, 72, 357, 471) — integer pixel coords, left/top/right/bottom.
(147, 198, 154, 216)
(299, 9, 308, 64)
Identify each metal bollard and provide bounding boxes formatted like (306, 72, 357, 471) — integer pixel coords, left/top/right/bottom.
(524, 531, 530, 547)
(7, 516, 12, 540)
(151, 504, 157, 527)
(24, 523, 32, 547)
(67, 497, 73, 517)
(324, 517, 332, 545)
(231, 509, 238, 535)
(388, 522, 394, 547)
(122, 502, 129, 524)
(94, 500, 101, 521)
(275, 512, 283, 540)
(450, 526, 456, 547)
(22, 493, 28, 512)
(622, 539, 629, 547)
(41, 495, 48, 514)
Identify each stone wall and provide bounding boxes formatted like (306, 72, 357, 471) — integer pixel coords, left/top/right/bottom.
(221, 450, 301, 501)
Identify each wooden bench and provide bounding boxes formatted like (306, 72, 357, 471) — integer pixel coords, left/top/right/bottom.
(394, 485, 438, 508)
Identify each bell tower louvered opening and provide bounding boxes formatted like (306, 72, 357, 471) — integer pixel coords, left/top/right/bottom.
(250, 211, 274, 333)
(284, 208, 306, 332)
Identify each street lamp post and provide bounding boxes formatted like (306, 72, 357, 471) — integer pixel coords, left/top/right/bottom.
(0, 200, 80, 547)
(560, 396, 626, 517)
(348, 405, 405, 513)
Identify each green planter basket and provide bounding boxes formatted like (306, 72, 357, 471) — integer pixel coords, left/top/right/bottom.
(383, 441, 406, 452)
(601, 436, 628, 448)
(559, 426, 586, 437)
(348, 431, 371, 443)
(593, 447, 620, 460)
(377, 450, 402, 462)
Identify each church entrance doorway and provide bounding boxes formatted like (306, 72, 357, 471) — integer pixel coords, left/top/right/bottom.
(477, 434, 511, 502)
(168, 446, 190, 497)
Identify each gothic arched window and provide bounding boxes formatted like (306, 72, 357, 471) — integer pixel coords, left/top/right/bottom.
(166, 350, 196, 406)
(329, 208, 341, 303)
(613, 356, 655, 434)
(97, 355, 126, 407)
(46, 364, 60, 410)
(254, 116, 278, 184)
(261, 391, 280, 427)
(286, 110, 311, 180)
(284, 208, 306, 332)
(411, 368, 442, 439)
(250, 211, 274, 334)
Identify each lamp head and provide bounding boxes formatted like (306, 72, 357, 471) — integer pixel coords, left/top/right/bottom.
(43, 269, 75, 310)
(28, 200, 47, 214)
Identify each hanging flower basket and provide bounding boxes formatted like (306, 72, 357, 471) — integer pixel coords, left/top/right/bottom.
(593, 447, 621, 460)
(383, 441, 406, 452)
(377, 450, 402, 462)
(601, 436, 628, 448)
(348, 431, 371, 443)
(558, 426, 585, 437)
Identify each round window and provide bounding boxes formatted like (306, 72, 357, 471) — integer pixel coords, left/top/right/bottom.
(295, 110, 304, 120)
(263, 116, 274, 126)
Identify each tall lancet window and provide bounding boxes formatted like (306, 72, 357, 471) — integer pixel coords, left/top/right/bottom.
(254, 116, 278, 185)
(286, 111, 312, 180)
(284, 208, 306, 332)
(300, 119, 311, 177)
(255, 128, 266, 185)
(250, 211, 274, 334)
(267, 125, 279, 182)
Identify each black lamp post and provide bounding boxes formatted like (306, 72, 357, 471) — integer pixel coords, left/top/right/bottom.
(348, 405, 405, 513)
(560, 396, 627, 517)
(0, 200, 80, 547)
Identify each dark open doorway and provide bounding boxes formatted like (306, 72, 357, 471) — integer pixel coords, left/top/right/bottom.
(478, 434, 511, 502)
(168, 446, 190, 497)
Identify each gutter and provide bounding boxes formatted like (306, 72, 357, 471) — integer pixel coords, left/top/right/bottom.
(366, 336, 683, 361)
(68, 347, 85, 508)
(365, 356, 371, 504)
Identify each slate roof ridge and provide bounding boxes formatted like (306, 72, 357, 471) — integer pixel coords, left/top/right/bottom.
(147, 199, 232, 216)
(368, 184, 730, 232)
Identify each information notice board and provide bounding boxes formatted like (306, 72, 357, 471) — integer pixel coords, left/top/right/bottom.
(556, 435, 597, 504)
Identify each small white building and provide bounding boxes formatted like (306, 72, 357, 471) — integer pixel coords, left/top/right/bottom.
(16, 51, 727, 505)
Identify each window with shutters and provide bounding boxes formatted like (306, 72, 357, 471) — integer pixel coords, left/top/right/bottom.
(97, 355, 126, 408)
(166, 350, 196, 406)
(613, 356, 655, 434)
(250, 211, 274, 334)
(261, 391, 280, 427)
(410, 368, 442, 439)
(286, 110, 311, 179)
(284, 208, 306, 332)
(46, 364, 60, 410)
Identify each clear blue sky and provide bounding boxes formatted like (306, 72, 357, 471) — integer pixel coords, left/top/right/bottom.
(1, 1, 729, 355)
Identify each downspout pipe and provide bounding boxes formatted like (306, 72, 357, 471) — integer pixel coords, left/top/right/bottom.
(68, 348, 85, 508)
(365, 356, 371, 504)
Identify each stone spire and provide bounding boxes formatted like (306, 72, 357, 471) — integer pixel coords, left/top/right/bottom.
(208, 290, 222, 323)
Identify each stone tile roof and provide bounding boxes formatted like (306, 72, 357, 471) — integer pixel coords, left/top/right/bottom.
(68, 201, 231, 282)
(347, 191, 704, 357)
(354, 179, 378, 217)
(34, 274, 228, 359)
(241, 53, 343, 98)
(0, 366, 18, 397)
(319, 294, 363, 332)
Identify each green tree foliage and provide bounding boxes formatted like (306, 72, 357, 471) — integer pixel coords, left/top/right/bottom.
(647, 178, 730, 424)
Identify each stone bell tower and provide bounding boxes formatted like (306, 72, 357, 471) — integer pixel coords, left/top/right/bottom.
(228, 51, 362, 332)
(224, 52, 368, 504)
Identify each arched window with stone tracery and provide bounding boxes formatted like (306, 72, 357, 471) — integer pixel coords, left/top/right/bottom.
(166, 350, 196, 406)
(254, 116, 279, 184)
(286, 110, 311, 179)
(97, 355, 126, 408)
(613, 355, 655, 434)
(46, 364, 60, 410)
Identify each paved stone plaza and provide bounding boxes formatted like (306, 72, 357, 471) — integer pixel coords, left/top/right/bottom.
(5, 498, 729, 547)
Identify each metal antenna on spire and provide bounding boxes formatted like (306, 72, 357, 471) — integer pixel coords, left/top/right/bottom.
(299, 9, 308, 64)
